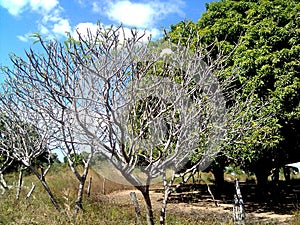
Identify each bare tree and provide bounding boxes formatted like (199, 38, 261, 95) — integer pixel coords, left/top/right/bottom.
(0, 119, 14, 192)
(2, 31, 95, 214)
(2, 24, 267, 224)
(59, 126, 94, 214)
(0, 93, 60, 210)
(157, 90, 272, 224)
(0, 149, 13, 192)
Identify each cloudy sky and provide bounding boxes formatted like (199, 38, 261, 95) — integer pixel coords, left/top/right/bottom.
(0, 0, 214, 80)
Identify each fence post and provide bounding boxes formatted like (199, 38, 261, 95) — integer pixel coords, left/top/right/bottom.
(87, 176, 92, 197)
(25, 183, 36, 200)
(233, 178, 245, 225)
(130, 192, 142, 225)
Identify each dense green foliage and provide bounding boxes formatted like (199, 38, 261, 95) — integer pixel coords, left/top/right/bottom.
(169, 0, 300, 183)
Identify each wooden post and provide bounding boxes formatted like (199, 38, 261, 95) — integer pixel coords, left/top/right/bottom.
(102, 175, 106, 195)
(0, 173, 8, 191)
(87, 176, 92, 197)
(16, 168, 23, 200)
(233, 178, 245, 225)
(130, 192, 142, 225)
(25, 183, 35, 200)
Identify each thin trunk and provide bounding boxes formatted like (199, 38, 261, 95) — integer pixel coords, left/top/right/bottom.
(74, 174, 87, 214)
(16, 169, 23, 200)
(212, 166, 224, 193)
(25, 183, 35, 200)
(30, 166, 60, 211)
(130, 192, 142, 225)
(41, 177, 60, 211)
(159, 166, 200, 224)
(233, 179, 245, 225)
(160, 186, 170, 225)
(206, 182, 218, 207)
(139, 185, 154, 225)
(87, 176, 92, 197)
(0, 173, 8, 190)
(40, 175, 60, 210)
(254, 169, 269, 200)
(74, 151, 93, 214)
(198, 172, 219, 207)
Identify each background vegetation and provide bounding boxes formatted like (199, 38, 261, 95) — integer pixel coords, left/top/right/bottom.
(0, 0, 299, 224)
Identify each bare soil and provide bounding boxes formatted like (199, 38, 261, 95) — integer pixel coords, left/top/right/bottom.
(86, 168, 298, 224)
(103, 181, 298, 225)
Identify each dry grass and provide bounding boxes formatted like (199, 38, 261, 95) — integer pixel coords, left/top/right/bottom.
(0, 165, 298, 224)
(0, 165, 136, 225)
(0, 165, 229, 225)
(290, 211, 300, 225)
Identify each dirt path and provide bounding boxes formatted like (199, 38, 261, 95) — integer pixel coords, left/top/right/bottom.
(106, 189, 294, 224)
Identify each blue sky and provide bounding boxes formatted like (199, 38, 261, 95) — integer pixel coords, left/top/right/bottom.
(0, 0, 215, 82)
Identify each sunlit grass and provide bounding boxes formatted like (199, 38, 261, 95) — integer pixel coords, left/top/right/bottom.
(1, 165, 232, 225)
(1, 165, 298, 224)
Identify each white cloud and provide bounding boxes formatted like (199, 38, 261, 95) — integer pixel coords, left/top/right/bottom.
(73, 22, 161, 43)
(0, 0, 70, 39)
(29, 0, 58, 12)
(106, 1, 155, 27)
(0, 0, 58, 16)
(92, 2, 100, 12)
(147, 28, 161, 39)
(38, 7, 71, 38)
(88, 0, 183, 40)
(73, 22, 99, 40)
(38, 24, 50, 35)
(17, 34, 29, 42)
(75, 0, 86, 6)
(93, 0, 185, 28)
(52, 19, 71, 36)
(0, 0, 28, 16)
(36, 11, 71, 39)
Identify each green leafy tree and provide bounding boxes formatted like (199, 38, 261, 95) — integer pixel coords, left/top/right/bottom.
(63, 153, 84, 167)
(169, 0, 300, 192)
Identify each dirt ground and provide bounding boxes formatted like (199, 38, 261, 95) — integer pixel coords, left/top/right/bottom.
(87, 168, 298, 224)
(103, 182, 298, 224)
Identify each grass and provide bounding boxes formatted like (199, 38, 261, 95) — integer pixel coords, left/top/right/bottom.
(0, 165, 136, 225)
(0, 191, 138, 224)
(290, 210, 300, 225)
(0, 165, 233, 225)
(0, 191, 229, 225)
(1, 165, 298, 224)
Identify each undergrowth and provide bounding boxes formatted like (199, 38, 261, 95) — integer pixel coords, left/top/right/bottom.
(0, 165, 233, 225)
(1, 165, 298, 224)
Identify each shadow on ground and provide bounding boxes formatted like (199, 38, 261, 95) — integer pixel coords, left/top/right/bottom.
(153, 179, 300, 215)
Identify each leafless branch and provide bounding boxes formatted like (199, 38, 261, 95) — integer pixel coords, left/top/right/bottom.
(1, 24, 269, 225)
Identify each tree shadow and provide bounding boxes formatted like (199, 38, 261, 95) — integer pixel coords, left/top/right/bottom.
(155, 179, 300, 215)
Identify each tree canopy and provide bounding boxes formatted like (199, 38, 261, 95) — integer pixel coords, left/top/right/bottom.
(169, 0, 300, 182)
(0, 22, 272, 224)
